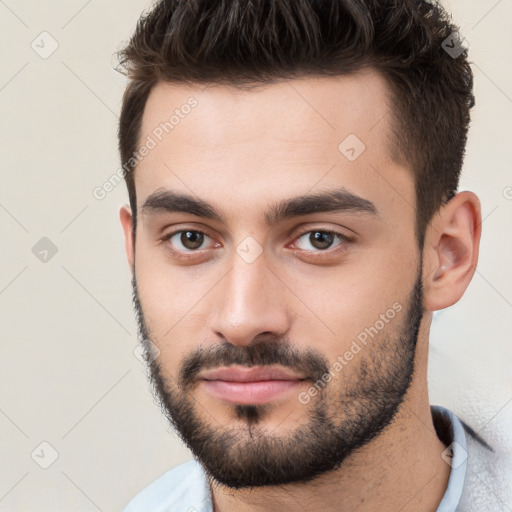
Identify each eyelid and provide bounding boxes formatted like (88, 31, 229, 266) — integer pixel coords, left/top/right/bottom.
(291, 222, 356, 238)
(290, 225, 353, 245)
(162, 222, 216, 240)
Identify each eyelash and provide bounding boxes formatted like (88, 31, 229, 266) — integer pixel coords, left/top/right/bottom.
(161, 227, 352, 261)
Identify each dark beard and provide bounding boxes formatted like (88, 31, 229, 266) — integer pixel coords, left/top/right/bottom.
(131, 264, 424, 489)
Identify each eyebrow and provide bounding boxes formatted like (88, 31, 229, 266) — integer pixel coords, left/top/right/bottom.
(141, 187, 378, 225)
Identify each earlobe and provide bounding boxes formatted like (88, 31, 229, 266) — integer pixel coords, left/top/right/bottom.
(119, 204, 135, 271)
(423, 192, 481, 311)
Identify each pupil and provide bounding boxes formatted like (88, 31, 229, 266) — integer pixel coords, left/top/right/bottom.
(181, 231, 203, 249)
(311, 231, 333, 250)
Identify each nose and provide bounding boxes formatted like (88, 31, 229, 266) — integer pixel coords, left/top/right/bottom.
(207, 249, 291, 347)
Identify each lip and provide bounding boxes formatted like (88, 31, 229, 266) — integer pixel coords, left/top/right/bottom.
(199, 366, 306, 382)
(199, 366, 307, 405)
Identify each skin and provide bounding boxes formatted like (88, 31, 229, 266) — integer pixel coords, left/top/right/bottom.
(120, 69, 481, 512)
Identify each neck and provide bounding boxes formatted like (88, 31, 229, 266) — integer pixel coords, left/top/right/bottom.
(210, 332, 451, 512)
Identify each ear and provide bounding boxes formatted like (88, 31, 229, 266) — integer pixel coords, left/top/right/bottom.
(119, 204, 135, 271)
(422, 191, 481, 311)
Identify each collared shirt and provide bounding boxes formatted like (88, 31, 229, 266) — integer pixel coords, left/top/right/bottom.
(434, 405, 468, 511)
(123, 405, 468, 512)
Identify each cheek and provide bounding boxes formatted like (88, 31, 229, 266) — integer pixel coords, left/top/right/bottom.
(135, 258, 214, 369)
(136, 238, 210, 321)
(286, 257, 415, 358)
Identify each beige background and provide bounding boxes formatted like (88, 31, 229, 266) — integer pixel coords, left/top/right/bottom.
(0, 0, 511, 510)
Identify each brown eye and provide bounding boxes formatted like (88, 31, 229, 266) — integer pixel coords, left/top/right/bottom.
(309, 231, 335, 250)
(165, 230, 211, 251)
(295, 230, 346, 252)
(180, 231, 204, 250)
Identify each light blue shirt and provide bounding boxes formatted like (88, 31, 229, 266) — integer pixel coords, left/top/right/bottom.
(123, 405, 468, 512)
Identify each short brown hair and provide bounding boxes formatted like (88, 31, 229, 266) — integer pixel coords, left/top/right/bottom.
(116, 0, 474, 247)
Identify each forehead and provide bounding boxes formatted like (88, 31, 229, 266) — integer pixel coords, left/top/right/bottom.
(134, 70, 414, 226)
(139, 69, 395, 156)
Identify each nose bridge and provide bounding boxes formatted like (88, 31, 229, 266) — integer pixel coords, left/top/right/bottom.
(209, 248, 289, 346)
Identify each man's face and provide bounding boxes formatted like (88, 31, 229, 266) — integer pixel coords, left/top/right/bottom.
(126, 70, 424, 487)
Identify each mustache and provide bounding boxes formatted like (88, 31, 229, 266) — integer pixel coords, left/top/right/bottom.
(178, 338, 330, 388)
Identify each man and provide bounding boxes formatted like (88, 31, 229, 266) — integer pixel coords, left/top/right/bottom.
(117, 0, 501, 510)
